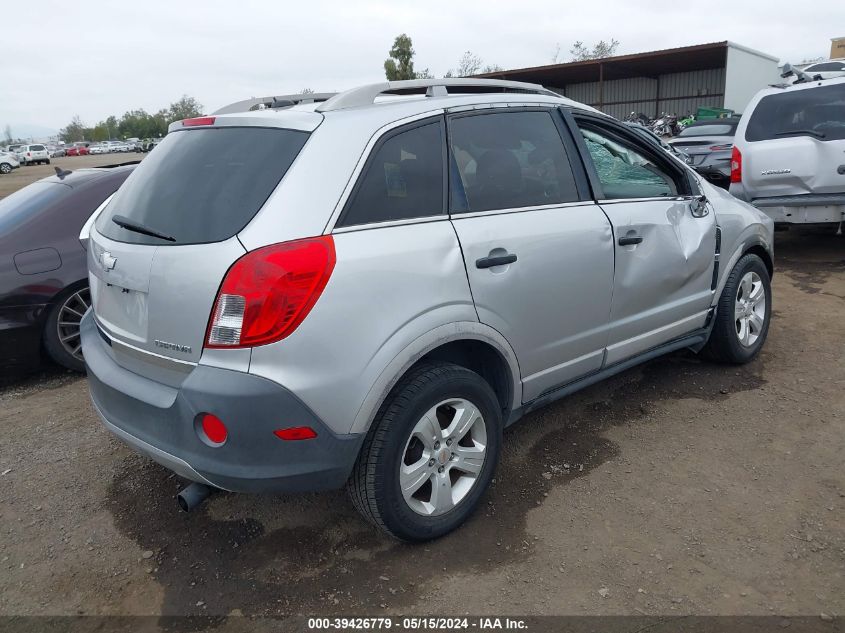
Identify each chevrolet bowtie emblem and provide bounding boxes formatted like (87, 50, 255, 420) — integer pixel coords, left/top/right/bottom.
(100, 251, 117, 271)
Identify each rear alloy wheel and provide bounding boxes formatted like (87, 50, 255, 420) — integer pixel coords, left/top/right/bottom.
(0, 162, 11, 174)
(702, 253, 771, 363)
(400, 398, 488, 517)
(43, 284, 90, 372)
(349, 362, 502, 541)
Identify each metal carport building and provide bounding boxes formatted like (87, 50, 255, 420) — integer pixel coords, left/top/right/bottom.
(478, 41, 780, 118)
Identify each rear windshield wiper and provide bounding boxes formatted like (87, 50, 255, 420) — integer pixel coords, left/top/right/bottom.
(773, 129, 826, 139)
(111, 214, 176, 242)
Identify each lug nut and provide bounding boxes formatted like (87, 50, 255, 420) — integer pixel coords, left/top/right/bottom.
(446, 438, 452, 446)
(428, 458, 436, 467)
(434, 441, 440, 449)
(438, 466, 445, 473)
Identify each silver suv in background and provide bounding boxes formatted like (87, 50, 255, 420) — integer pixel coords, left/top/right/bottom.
(82, 79, 774, 541)
(730, 77, 845, 226)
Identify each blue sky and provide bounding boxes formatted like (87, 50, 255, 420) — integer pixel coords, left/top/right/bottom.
(2, 0, 840, 133)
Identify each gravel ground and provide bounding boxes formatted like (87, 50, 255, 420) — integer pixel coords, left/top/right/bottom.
(0, 153, 143, 199)
(0, 213, 842, 623)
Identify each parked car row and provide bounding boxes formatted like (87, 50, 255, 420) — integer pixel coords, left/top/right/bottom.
(1, 143, 52, 166)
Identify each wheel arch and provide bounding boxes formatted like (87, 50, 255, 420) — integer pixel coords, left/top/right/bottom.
(348, 322, 522, 435)
(713, 231, 774, 303)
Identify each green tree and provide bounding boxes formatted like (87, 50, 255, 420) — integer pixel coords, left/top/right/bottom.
(59, 115, 88, 142)
(384, 34, 419, 80)
(444, 51, 502, 78)
(570, 39, 619, 62)
(167, 95, 204, 122)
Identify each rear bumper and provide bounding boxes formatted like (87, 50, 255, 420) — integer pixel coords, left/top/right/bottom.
(750, 194, 845, 224)
(81, 312, 364, 493)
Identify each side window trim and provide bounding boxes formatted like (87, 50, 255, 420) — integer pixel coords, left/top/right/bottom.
(334, 115, 448, 229)
(562, 109, 694, 201)
(445, 106, 591, 215)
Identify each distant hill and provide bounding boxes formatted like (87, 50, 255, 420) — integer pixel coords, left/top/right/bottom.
(3, 123, 61, 142)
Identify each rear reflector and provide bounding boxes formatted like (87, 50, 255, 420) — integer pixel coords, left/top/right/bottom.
(273, 426, 318, 441)
(199, 413, 228, 445)
(730, 146, 742, 184)
(182, 116, 216, 127)
(205, 236, 336, 349)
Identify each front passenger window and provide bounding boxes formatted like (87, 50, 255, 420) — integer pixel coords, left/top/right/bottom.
(580, 127, 677, 199)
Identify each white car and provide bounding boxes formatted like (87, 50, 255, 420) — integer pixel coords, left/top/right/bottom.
(0, 151, 20, 174)
(20, 144, 50, 165)
(802, 59, 845, 80)
(89, 144, 110, 155)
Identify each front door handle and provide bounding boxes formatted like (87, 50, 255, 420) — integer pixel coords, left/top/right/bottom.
(618, 235, 643, 246)
(476, 253, 517, 269)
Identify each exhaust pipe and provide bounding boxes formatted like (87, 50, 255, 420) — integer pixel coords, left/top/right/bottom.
(177, 482, 212, 512)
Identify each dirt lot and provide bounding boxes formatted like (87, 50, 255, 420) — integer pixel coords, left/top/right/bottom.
(0, 153, 143, 199)
(0, 172, 843, 622)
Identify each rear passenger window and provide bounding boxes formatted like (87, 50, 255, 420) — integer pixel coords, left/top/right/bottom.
(449, 111, 579, 213)
(338, 121, 445, 227)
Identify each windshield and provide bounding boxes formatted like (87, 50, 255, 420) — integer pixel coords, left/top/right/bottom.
(678, 123, 735, 137)
(95, 126, 309, 246)
(746, 83, 845, 142)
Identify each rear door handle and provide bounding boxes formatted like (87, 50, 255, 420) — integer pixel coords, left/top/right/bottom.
(618, 235, 643, 246)
(476, 254, 517, 269)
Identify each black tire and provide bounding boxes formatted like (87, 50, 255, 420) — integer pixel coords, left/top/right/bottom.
(42, 282, 89, 373)
(348, 362, 502, 542)
(46, 159, 51, 165)
(701, 253, 771, 364)
(0, 162, 11, 174)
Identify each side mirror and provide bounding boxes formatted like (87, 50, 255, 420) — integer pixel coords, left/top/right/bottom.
(690, 195, 709, 218)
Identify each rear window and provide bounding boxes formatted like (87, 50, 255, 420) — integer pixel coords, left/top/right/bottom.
(746, 83, 845, 142)
(96, 127, 308, 245)
(0, 182, 67, 234)
(677, 124, 735, 137)
(806, 62, 845, 72)
(30, 144, 46, 151)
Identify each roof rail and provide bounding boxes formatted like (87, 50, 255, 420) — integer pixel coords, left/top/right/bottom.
(315, 78, 559, 112)
(214, 92, 337, 115)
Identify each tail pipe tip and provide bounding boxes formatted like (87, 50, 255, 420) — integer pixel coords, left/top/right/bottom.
(177, 482, 213, 512)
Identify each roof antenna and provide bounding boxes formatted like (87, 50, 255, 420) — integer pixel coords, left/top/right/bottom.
(54, 166, 72, 180)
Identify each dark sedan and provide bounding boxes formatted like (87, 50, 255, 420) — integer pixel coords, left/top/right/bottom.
(0, 163, 136, 373)
(668, 117, 741, 188)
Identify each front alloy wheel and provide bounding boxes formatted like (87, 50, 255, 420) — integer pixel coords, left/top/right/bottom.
(702, 253, 771, 364)
(734, 271, 766, 347)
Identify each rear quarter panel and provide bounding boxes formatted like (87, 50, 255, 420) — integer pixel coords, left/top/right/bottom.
(247, 222, 481, 435)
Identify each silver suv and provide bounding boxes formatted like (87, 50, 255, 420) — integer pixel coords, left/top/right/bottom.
(730, 76, 845, 226)
(82, 79, 774, 541)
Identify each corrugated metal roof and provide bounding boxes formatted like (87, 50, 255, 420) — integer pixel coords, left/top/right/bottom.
(477, 41, 731, 85)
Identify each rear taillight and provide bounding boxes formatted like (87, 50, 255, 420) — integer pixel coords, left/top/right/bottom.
(182, 116, 216, 127)
(205, 236, 336, 349)
(730, 146, 742, 184)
